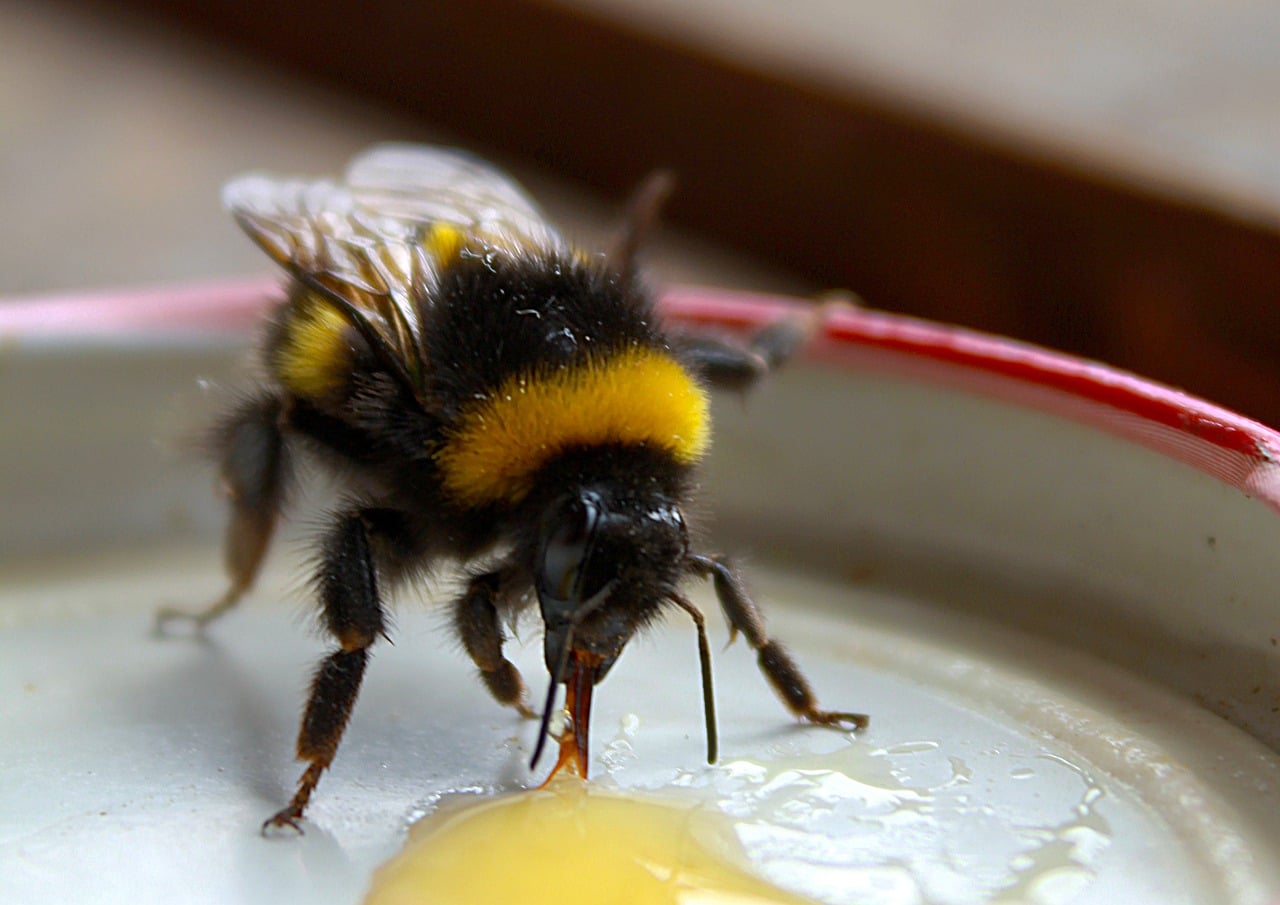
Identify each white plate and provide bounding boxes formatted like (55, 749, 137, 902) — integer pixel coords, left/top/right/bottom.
(4, 284, 1280, 905)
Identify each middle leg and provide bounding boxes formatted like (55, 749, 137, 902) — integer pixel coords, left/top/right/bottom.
(263, 506, 407, 834)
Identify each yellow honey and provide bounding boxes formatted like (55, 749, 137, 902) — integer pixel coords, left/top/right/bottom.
(363, 780, 815, 905)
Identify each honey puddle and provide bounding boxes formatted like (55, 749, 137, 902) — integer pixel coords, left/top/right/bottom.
(363, 779, 815, 905)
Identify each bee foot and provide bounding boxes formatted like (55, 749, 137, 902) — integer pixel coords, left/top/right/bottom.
(260, 808, 306, 837)
(153, 588, 243, 638)
(152, 606, 211, 638)
(805, 709, 870, 732)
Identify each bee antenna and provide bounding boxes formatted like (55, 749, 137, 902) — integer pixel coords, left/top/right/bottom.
(529, 676, 560, 771)
(670, 594, 718, 764)
(607, 170, 676, 280)
(530, 623, 576, 770)
(289, 267, 424, 405)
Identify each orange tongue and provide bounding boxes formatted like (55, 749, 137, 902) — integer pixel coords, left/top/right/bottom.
(542, 651, 601, 784)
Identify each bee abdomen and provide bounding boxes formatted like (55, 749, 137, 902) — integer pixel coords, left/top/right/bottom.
(270, 290, 358, 398)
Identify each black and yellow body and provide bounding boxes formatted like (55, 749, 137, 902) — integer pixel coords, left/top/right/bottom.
(157, 145, 866, 833)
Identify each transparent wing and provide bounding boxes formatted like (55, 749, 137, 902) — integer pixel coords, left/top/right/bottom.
(222, 144, 565, 370)
(342, 143, 558, 247)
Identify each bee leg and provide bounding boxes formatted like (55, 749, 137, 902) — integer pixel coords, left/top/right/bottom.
(263, 508, 394, 835)
(455, 571, 535, 719)
(678, 302, 833, 393)
(156, 396, 289, 634)
(607, 169, 676, 280)
(689, 553, 869, 731)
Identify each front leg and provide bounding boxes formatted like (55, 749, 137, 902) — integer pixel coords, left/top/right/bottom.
(689, 554, 868, 731)
(264, 507, 402, 834)
(454, 570, 535, 718)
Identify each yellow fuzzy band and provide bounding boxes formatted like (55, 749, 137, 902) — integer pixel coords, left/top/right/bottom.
(437, 348, 710, 506)
(422, 222, 466, 268)
(274, 295, 352, 397)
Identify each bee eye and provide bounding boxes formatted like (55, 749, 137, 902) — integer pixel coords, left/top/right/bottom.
(537, 492, 605, 605)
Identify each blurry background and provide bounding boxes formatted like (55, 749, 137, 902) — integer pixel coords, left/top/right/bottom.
(6, 0, 1280, 423)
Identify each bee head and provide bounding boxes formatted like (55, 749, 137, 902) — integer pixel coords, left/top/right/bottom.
(530, 483, 688, 775)
(535, 486, 687, 678)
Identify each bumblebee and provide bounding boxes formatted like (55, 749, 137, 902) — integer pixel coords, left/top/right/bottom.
(158, 144, 866, 833)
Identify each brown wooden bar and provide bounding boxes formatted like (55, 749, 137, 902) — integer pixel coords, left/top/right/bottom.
(79, 0, 1280, 424)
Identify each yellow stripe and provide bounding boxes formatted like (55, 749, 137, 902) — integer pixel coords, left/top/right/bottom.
(437, 348, 710, 506)
(422, 222, 466, 268)
(274, 295, 352, 396)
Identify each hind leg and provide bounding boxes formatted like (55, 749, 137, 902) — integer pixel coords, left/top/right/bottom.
(677, 300, 842, 392)
(156, 395, 289, 633)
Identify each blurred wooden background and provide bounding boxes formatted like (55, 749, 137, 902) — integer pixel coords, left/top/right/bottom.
(8, 0, 1280, 424)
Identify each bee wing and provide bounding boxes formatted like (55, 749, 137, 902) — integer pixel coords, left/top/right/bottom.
(342, 143, 562, 252)
(223, 145, 566, 382)
(223, 167, 430, 372)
